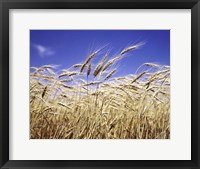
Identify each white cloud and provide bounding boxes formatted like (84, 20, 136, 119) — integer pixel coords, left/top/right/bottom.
(33, 44, 55, 57)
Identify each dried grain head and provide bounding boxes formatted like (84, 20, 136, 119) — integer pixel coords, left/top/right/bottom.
(120, 42, 145, 55)
(104, 69, 117, 81)
(93, 53, 108, 77)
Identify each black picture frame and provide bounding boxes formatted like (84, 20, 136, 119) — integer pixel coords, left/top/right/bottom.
(0, 0, 199, 168)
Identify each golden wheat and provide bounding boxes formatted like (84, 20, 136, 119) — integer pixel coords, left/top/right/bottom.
(30, 42, 170, 139)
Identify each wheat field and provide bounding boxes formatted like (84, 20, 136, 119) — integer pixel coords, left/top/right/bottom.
(30, 43, 170, 139)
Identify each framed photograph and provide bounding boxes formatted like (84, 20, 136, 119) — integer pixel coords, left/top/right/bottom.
(0, 0, 199, 168)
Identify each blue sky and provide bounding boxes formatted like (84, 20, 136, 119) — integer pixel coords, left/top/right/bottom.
(30, 30, 170, 76)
